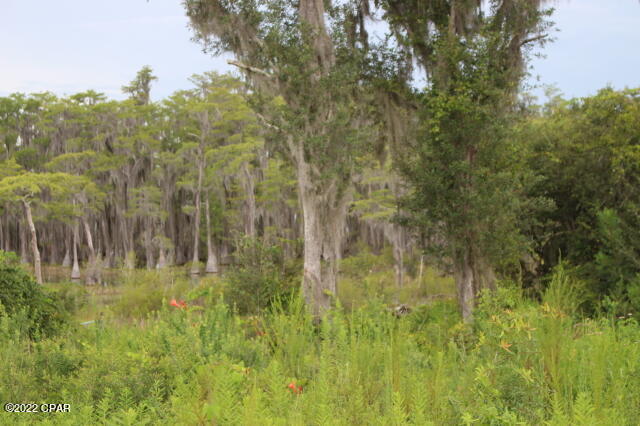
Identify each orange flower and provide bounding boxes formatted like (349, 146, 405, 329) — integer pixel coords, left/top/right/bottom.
(287, 381, 303, 394)
(170, 299, 187, 309)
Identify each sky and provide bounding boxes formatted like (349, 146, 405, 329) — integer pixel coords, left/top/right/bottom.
(1, 0, 639, 103)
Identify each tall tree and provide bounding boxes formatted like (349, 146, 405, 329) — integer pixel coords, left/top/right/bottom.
(122, 65, 157, 106)
(386, 0, 552, 320)
(0, 170, 88, 283)
(184, 0, 382, 315)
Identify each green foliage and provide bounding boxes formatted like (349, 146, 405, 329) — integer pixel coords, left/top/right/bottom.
(0, 250, 70, 338)
(14, 147, 42, 170)
(48, 281, 89, 315)
(2, 268, 640, 424)
(338, 246, 456, 310)
(524, 88, 640, 312)
(396, 1, 553, 299)
(111, 269, 193, 319)
(223, 237, 299, 315)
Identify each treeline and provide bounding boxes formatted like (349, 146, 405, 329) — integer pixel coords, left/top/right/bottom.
(0, 69, 406, 287)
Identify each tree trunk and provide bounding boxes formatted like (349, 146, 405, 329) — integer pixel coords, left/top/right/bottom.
(22, 200, 42, 284)
(20, 222, 29, 263)
(3, 215, 11, 252)
(297, 154, 350, 317)
(384, 223, 406, 288)
(144, 218, 154, 270)
(62, 226, 72, 267)
(100, 212, 114, 268)
(190, 156, 204, 275)
(82, 217, 100, 285)
(453, 245, 496, 322)
(71, 221, 81, 280)
(454, 248, 475, 323)
(62, 247, 71, 267)
(156, 247, 167, 269)
(0, 216, 4, 253)
(205, 196, 219, 274)
(242, 163, 257, 238)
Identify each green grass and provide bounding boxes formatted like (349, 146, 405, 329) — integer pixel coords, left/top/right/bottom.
(1, 260, 639, 425)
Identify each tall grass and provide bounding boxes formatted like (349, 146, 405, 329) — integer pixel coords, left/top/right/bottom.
(1, 264, 639, 424)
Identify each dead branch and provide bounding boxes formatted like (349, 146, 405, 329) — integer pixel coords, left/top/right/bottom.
(227, 60, 272, 78)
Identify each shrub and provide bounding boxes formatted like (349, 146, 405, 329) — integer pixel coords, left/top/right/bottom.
(223, 237, 299, 315)
(111, 269, 192, 319)
(0, 250, 70, 338)
(49, 281, 89, 314)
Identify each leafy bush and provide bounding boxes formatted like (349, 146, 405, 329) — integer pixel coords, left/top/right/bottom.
(111, 269, 192, 319)
(223, 237, 299, 315)
(0, 250, 70, 338)
(48, 281, 89, 314)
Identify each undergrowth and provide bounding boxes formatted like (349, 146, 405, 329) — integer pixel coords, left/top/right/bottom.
(1, 257, 638, 424)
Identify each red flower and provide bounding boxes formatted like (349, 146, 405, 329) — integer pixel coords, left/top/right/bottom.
(170, 299, 187, 309)
(287, 382, 303, 394)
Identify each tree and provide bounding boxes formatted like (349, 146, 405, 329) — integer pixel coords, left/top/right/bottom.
(184, 0, 384, 316)
(174, 73, 257, 274)
(122, 65, 157, 106)
(0, 171, 88, 284)
(386, 0, 552, 321)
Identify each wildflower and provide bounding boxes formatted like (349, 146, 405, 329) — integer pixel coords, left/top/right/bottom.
(287, 381, 303, 394)
(170, 299, 187, 309)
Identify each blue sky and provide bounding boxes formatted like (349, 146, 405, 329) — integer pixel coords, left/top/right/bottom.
(1, 0, 639, 103)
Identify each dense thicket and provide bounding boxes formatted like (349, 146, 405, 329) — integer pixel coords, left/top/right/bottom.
(521, 88, 640, 313)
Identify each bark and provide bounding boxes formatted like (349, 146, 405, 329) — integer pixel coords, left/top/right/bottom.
(242, 163, 257, 238)
(384, 223, 406, 288)
(393, 238, 405, 288)
(205, 197, 219, 274)
(100, 212, 114, 268)
(118, 183, 135, 269)
(61, 246, 71, 267)
(48, 227, 58, 265)
(82, 217, 100, 285)
(453, 245, 496, 323)
(144, 218, 154, 270)
(156, 247, 167, 269)
(3, 215, 10, 252)
(71, 221, 81, 280)
(190, 154, 204, 275)
(299, 0, 335, 74)
(297, 151, 351, 317)
(22, 200, 42, 284)
(20, 222, 28, 263)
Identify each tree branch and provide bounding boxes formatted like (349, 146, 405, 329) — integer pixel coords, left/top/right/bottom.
(255, 113, 283, 132)
(227, 60, 272, 78)
(519, 34, 547, 47)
